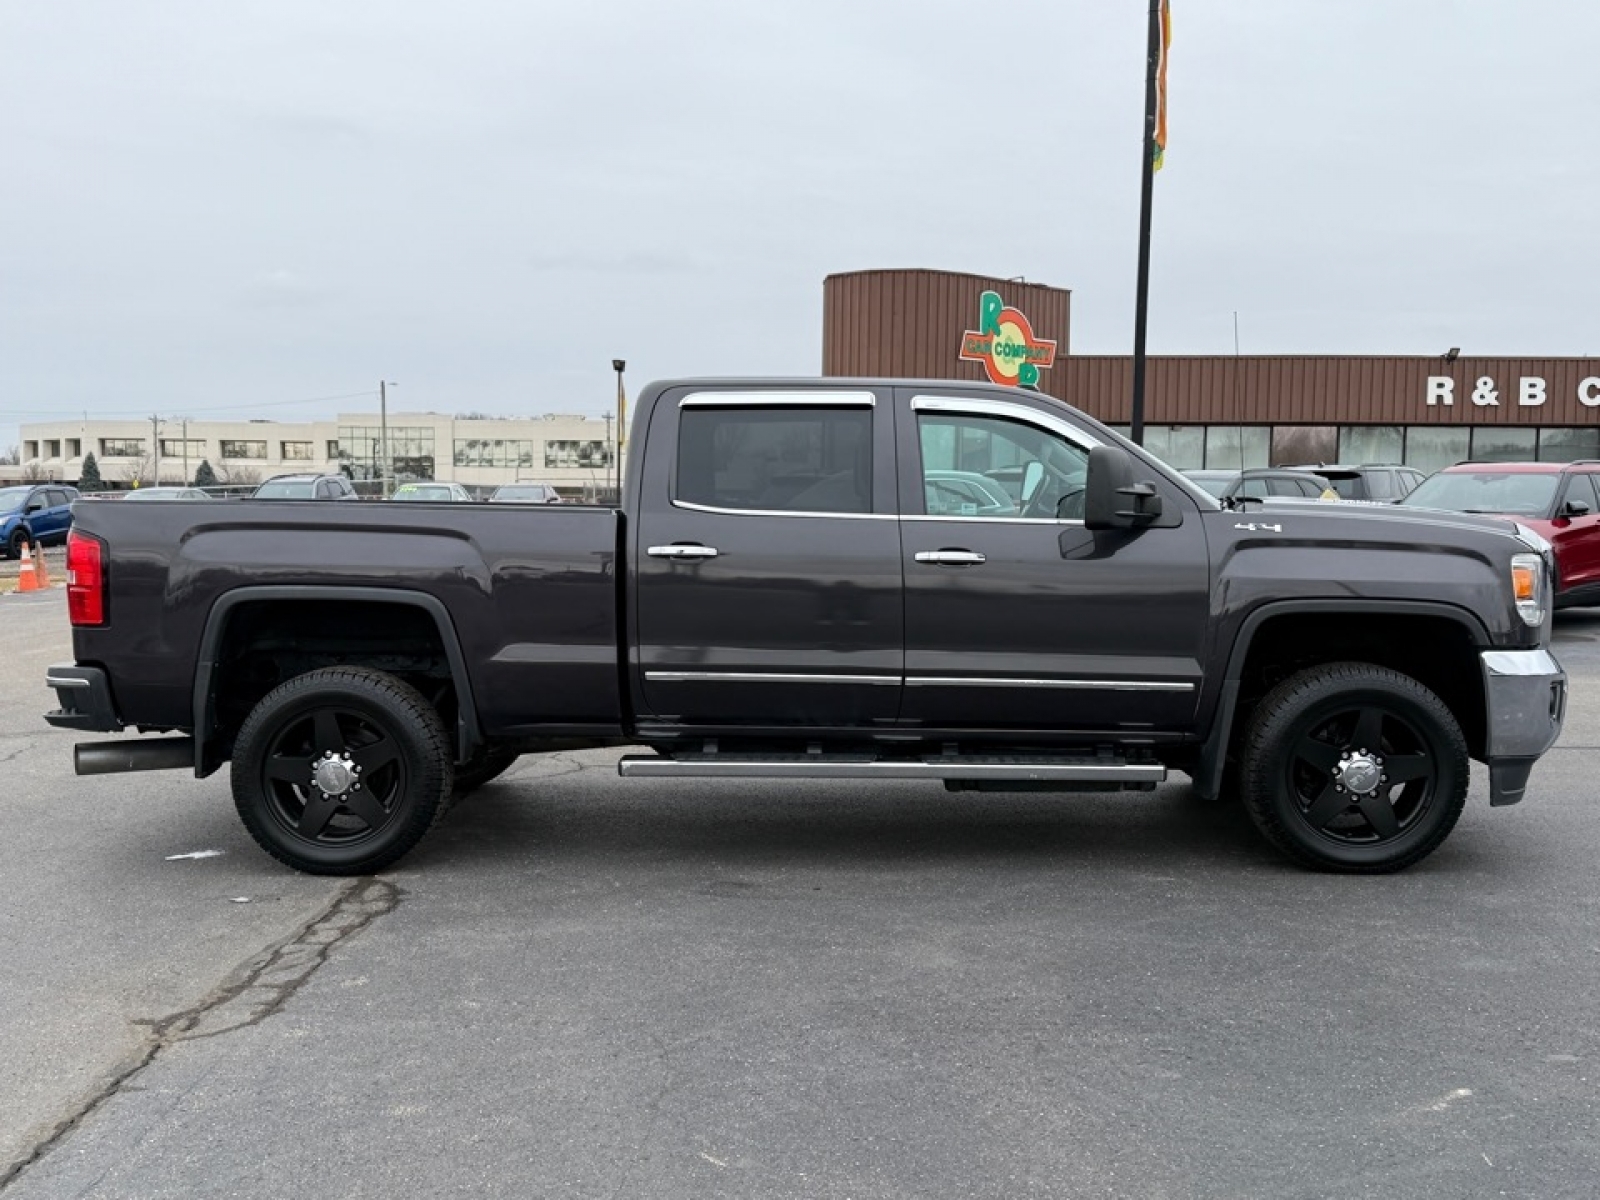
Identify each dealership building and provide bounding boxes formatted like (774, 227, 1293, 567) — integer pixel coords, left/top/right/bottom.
(824, 268, 1600, 474)
(19, 267, 1599, 490)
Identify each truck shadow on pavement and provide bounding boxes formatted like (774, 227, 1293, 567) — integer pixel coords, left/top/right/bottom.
(420, 773, 1317, 876)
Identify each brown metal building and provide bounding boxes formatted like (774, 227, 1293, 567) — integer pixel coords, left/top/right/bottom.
(823, 268, 1600, 473)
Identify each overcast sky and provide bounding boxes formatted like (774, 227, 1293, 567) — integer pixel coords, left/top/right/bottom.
(2, 1, 1595, 449)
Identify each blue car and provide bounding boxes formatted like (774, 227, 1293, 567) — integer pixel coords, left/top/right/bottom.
(0, 483, 80, 558)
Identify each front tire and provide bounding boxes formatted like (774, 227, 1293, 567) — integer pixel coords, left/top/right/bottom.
(231, 667, 453, 875)
(1239, 663, 1468, 873)
(6, 528, 31, 559)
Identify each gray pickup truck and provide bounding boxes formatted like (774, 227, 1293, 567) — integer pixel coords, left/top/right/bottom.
(46, 377, 1567, 876)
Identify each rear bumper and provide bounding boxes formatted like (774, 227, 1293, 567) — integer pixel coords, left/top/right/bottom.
(1480, 648, 1567, 806)
(44, 664, 123, 732)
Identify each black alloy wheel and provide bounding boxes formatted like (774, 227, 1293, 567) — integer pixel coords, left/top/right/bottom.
(231, 667, 452, 875)
(7, 528, 31, 559)
(1239, 663, 1468, 873)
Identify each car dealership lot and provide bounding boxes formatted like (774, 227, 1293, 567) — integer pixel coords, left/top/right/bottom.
(3, 591, 1599, 1198)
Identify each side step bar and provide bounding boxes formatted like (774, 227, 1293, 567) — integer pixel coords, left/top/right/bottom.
(618, 754, 1165, 785)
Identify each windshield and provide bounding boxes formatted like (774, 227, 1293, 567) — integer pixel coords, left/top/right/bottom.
(0, 487, 30, 513)
(393, 485, 453, 501)
(493, 486, 549, 501)
(253, 481, 315, 499)
(1400, 471, 1560, 516)
(1185, 473, 1235, 498)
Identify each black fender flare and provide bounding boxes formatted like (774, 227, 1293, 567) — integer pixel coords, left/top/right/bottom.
(1193, 598, 1491, 801)
(191, 585, 483, 777)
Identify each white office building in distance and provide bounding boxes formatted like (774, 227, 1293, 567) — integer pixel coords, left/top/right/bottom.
(18, 411, 623, 498)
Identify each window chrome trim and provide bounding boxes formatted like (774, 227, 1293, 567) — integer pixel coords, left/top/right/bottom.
(900, 513, 1087, 527)
(670, 499, 895, 521)
(679, 391, 877, 408)
(646, 671, 902, 685)
(910, 395, 1104, 450)
(905, 677, 1195, 692)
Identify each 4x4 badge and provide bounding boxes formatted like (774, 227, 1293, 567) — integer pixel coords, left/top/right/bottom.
(1235, 522, 1283, 533)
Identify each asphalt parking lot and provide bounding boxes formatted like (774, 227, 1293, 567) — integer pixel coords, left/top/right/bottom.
(2, 591, 1598, 1199)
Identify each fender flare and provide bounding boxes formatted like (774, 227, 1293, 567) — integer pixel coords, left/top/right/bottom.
(1193, 598, 1491, 801)
(191, 585, 483, 777)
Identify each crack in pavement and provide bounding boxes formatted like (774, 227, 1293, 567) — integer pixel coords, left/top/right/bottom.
(0, 877, 401, 1193)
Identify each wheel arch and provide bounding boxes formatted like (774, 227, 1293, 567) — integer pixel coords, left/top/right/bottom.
(1194, 600, 1491, 801)
(192, 585, 483, 777)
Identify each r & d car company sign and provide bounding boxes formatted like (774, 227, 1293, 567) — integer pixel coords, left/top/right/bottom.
(1428, 374, 1600, 409)
(959, 291, 1058, 388)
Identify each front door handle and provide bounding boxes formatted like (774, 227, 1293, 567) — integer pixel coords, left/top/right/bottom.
(914, 549, 987, 566)
(647, 544, 720, 560)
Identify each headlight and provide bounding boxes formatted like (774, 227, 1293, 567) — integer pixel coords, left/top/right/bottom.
(1511, 553, 1546, 627)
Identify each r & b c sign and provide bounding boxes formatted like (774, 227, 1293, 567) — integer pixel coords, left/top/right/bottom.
(1427, 375, 1600, 409)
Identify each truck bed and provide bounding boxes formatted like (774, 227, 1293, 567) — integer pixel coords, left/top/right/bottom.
(67, 498, 624, 742)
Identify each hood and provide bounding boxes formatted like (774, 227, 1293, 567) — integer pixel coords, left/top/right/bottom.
(1231, 496, 1537, 544)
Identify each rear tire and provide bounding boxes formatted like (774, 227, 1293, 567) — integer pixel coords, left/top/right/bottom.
(1239, 663, 1468, 873)
(231, 667, 453, 875)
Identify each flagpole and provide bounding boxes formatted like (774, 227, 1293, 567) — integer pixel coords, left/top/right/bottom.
(1129, 0, 1164, 446)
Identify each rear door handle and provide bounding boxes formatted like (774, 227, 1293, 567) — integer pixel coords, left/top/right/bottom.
(647, 544, 720, 559)
(913, 550, 987, 566)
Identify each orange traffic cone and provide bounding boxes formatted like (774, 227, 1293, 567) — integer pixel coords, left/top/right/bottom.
(33, 545, 50, 587)
(16, 542, 40, 593)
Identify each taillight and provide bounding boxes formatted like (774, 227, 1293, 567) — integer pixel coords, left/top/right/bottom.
(67, 531, 106, 626)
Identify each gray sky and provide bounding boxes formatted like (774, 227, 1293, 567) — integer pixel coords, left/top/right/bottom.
(2, 1, 1595, 449)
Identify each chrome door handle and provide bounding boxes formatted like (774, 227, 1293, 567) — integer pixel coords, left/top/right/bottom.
(914, 550, 987, 566)
(647, 544, 720, 559)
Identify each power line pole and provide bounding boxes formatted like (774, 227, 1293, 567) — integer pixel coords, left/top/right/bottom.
(1129, 0, 1167, 446)
(150, 414, 162, 485)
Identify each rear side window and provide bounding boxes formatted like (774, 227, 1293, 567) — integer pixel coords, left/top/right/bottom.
(1364, 470, 1395, 500)
(676, 406, 873, 514)
(1237, 479, 1270, 499)
(46, 489, 71, 507)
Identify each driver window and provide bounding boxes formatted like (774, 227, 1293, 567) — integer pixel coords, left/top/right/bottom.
(917, 412, 1091, 521)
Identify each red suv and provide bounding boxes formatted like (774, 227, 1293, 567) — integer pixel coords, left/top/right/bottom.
(1398, 461, 1600, 607)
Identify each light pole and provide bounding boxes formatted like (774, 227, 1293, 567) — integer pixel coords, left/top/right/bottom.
(611, 359, 626, 499)
(602, 413, 613, 500)
(379, 381, 397, 495)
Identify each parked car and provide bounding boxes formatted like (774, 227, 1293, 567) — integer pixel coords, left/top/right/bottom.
(1183, 468, 1338, 503)
(924, 469, 1018, 516)
(46, 376, 1565, 879)
(122, 487, 211, 502)
(1283, 463, 1427, 502)
(0, 483, 79, 557)
(251, 473, 360, 501)
(1398, 460, 1600, 607)
(391, 482, 475, 503)
(489, 482, 564, 504)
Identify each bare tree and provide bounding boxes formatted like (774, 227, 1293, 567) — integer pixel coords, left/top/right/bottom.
(0, 445, 18, 466)
(21, 461, 49, 482)
(211, 462, 261, 486)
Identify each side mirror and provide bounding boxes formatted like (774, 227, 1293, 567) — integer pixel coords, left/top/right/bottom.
(1563, 499, 1591, 517)
(1021, 461, 1045, 504)
(1084, 445, 1164, 530)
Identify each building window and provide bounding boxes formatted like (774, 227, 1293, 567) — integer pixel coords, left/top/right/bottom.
(1339, 426, 1402, 465)
(220, 440, 267, 460)
(1402, 427, 1470, 474)
(1203, 426, 1271, 469)
(543, 439, 614, 470)
(1142, 426, 1204, 470)
(676, 407, 870, 513)
(281, 441, 314, 461)
(1537, 427, 1600, 462)
(454, 439, 535, 468)
(66, 439, 81, 457)
(100, 438, 145, 457)
(160, 438, 205, 458)
(1469, 427, 1536, 463)
(43, 439, 61, 458)
(326, 440, 341, 459)
(23, 441, 39, 460)
(335, 425, 435, 482)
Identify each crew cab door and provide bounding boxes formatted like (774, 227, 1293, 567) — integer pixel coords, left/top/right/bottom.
(631, 387, 904, 727)
(895, 389, 1209, 734)
(1552, 471, 1600, 593)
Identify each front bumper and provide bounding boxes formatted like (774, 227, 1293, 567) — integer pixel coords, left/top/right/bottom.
(44, 664, 124, 732)
(1480, 648, 1567, 806)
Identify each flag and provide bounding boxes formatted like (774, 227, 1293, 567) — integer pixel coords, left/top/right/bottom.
(1152, 0, 1172, 171)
